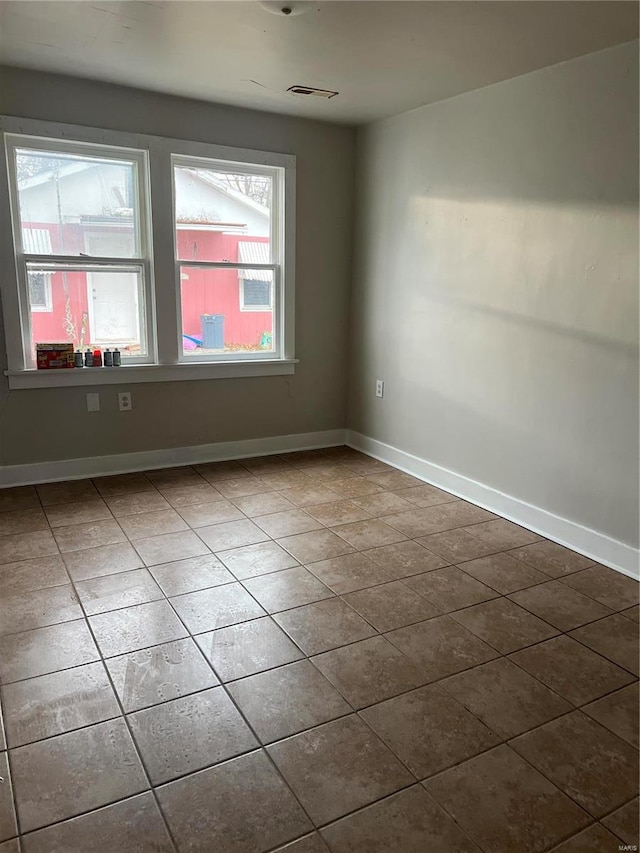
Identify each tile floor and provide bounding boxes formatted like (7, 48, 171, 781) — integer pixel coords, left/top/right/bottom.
(0, 446, 638, 852)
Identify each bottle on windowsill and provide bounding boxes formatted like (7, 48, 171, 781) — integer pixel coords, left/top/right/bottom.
(113, 348, 122, 367)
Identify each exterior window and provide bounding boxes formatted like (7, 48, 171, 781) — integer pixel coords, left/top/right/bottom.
(5, 135, 151, 366)
(1, 119, 295, 386)
(173, 158, 283, 360)
(27, 271, 52, 312)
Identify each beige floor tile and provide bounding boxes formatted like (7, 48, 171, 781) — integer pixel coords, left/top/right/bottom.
(128, 687, 257, 784)
(274, 598, 376, 655)
(197, 519, 270, 551)
(36, 480, 99, 506)
(156, 750, 312, 853)
(228, 659, 351, 743)
(89, 600, 188, 657)
(383, 502, 495, 538)
(0, 584, 83, 636)
(92, 473, 154, 497)
(241, 455, 293, 476)
(0, 752, 17, 843)
(312, 636, 429, 710)
(508, 540, 594, 577)
(622, 604, 640, 622)
(508, 579, 612, 631)
(320, 785, 480, 853)
(144, 467, 203, 489)
(570, 614, 639, 675)
(386, 616, 499, 681)
(0, 530, 58, 565)
(160, 482, 224, 508)
(424, 745, 589, 853)
(350, 492, 414, 517)
(62, 542, 143, 581)
(134, 530, 210, 566)
(75, 568, 164, 615)
(253, 509, 323, 538)
(583, 683, 639, 748)
(214, 477, 274, 499)
(450, 597, 559, 653)
(305, 500, 372, 527)
(307, 552, 394, 594)
(279, 484, 341, 508)
(360, 685, 499, 779)
(0, 485, 39, 513)
(343, 581, 438, 632)
(392, 484, 459, 508)
(268, 715, 414, 826)
(510, 712, 639, 818)
(601, 797, 639, 846)
(44, 500, 112, 529)
(217, 540, 299, 579)
(333, 519, 407, 550)
(105, 491, 171, 517)
(194, 460, 252, 483)
(509, 635, 635, 706)
(405, 566, 498, 614)
(0, 555, 68, 596)
(177, 500, 244, 528)
(326, 478, 385, 499)
(0, 620, 99, 684)
(118, 509, 189, 540)
(0, 508, 49, 537)
(277, 529, 355, 564)
(440, 657, 571, 739)
(170, 583, 265, 633)
(549, 824, 627, 853)
(365, 471, 424, 490)
(243, 566, 334, 613)
(260, 471, 317, 491)
(273, 833, 330, 853)
(457, 552, 547, 594)
(561, 565, 639, 611)
(53, 520, 126, 553)
(20, 792, 174, 853)
(106, 637, 218, 712)
(416, 528, 500, 563)
(365, 540, 449, 578)
(197, 616, 303, 681)
(11, 718, 148, 832)
(464, 519, 541, 550)
(231, 491, 296, 518)
(2, 662, 120, 747)
(149, 554, 234, 596)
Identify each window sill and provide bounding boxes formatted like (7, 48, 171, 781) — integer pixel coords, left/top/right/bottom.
(5, 359, 298, 389)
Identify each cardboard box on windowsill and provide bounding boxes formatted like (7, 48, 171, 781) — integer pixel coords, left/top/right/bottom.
(36, 343, 75, 369)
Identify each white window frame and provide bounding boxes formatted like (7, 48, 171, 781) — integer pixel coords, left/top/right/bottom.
(172, 154, 284, 363)
(3, 132, 154, 369)
(0, 115, 296, 389)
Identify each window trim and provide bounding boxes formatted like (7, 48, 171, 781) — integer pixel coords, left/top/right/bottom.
(0, 115, 296, 387)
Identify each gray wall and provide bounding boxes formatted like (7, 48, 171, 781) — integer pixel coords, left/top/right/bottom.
(0, 67, 356, 465)
(349, 41, 639, 547)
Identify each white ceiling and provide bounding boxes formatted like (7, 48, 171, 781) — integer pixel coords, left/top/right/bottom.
(0, 1, 637, 125)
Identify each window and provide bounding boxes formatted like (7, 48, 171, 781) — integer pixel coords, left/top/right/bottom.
(1, 117, 295, 387)
(173, 159, 282, 360)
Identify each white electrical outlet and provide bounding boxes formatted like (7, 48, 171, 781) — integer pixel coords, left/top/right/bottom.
(118, 392, 132, 412)
(86, 393, 100, 412)
(375, 380, 384, 398)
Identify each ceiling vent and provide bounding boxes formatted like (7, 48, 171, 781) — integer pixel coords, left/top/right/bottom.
(287, 85, 338, 99)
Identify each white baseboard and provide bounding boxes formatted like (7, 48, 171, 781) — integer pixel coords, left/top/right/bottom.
(0, 429, 348, 488)
(347, 430, 640, 581)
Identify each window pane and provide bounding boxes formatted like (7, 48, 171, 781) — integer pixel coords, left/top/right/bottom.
(180, 265, 275, 357)
(174, 165, 272, 262)
(15, 148, 141, 258)
(26, 263, 147, 364)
